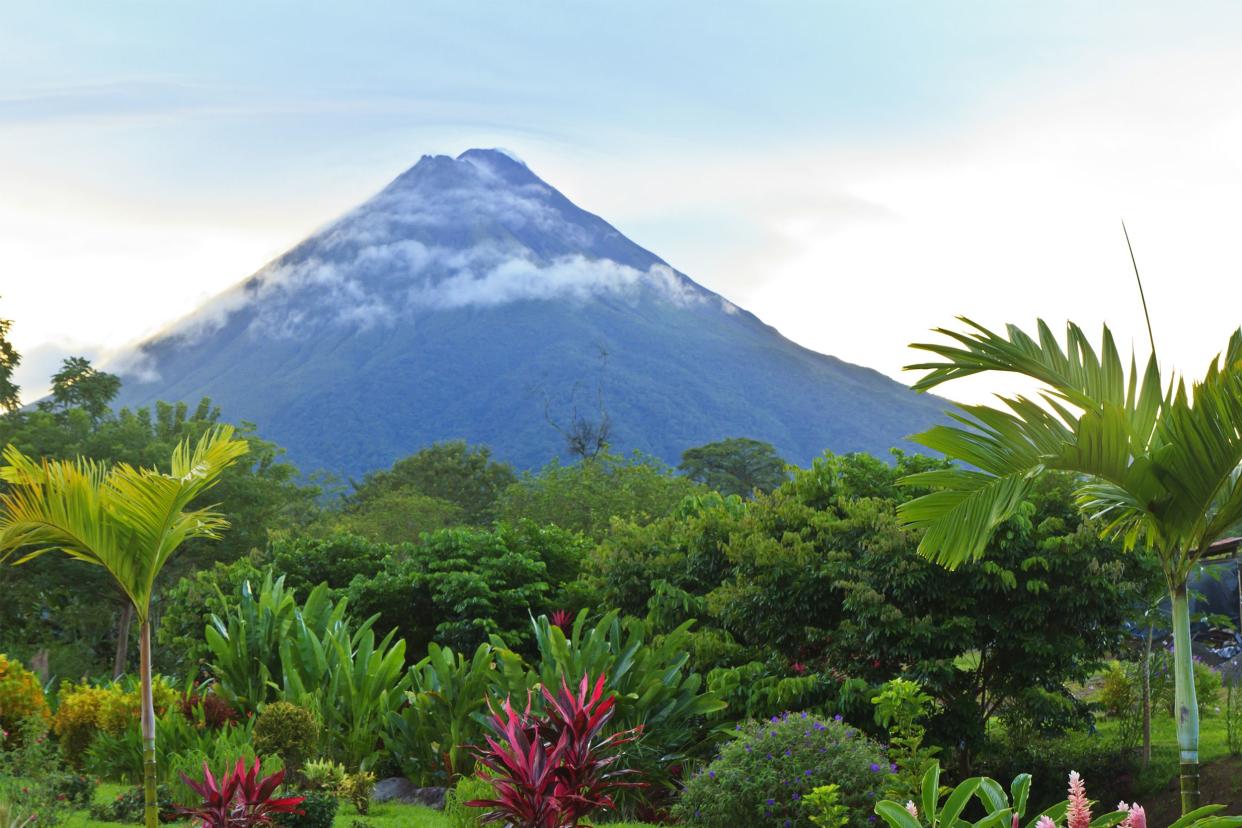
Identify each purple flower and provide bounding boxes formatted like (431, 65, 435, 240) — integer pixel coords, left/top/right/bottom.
(708, 771, 715, 779)
(870, 763, 881, 772)
(833, 714, 843, 722)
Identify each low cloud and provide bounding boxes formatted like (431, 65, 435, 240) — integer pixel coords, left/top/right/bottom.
(415, 256, 689, 309)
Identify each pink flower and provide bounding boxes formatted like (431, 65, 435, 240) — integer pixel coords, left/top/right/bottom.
(1036, 816, 1058, 828)
(906, 802, 919, 820)
(1066, 771, 1091, 828)
(1118, 804, 1146, 828)
(1012, 815, 1020, 828)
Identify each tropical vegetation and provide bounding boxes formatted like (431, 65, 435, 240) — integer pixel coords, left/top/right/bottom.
(0, 308, 1240, 827)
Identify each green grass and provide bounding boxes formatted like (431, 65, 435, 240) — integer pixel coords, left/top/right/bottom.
(58, 780, 658, 827)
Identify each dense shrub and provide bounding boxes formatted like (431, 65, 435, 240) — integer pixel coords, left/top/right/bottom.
(302, 757, 347, 792)
(253, 701, 320, 773)
(340, 771, 375, 815)
(975, 731, 1137, 810)
(52, 681, 109, 765)
(178, 690, 239, 729)
(273, 790, 338, 828)
(96, 675, 178, 735)
(1097, 661, 1137, 719)
(48, 770, 97, 807)
(89, 783, 177, 823)
(0, 717, 72, 827)
(0, 654, 50, 743)
(671, 713, 889, 828)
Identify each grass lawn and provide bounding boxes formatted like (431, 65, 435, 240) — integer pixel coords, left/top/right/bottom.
(59, 781, 658, 826)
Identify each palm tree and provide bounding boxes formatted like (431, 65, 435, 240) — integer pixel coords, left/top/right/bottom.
(897, 319, 1242, 815)
(0, 426, 248, 828)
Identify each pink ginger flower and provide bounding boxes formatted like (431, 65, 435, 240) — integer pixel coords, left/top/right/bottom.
(1036, 816, 1058, 828)
(906, 802, 919, 820)
(1012, 814, 1020, 828)
(1066, 771, 1091, 828)
(1118, 804, 1146, 828)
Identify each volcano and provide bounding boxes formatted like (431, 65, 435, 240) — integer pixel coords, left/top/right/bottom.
(114, 149, 947, 475)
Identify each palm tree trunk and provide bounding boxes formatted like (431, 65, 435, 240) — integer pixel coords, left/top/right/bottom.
(1141, 622, 1153, 768)
(1171, 582, 1200, 814)
(140, 619, 158, 828)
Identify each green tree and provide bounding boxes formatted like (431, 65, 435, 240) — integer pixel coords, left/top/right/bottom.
(39, 356, 121, 422)
(0, 426, 249, 828)
(330, 488, 462, 543)
(500, 451, 704, 540)
(678, 437, 789, 497)
(349, 440, 515, 525)
(588, 452, 1153, 753)
(896, 319, 1242, 812)
(347, 520, 591, 657)
(0, 301, 19, 414)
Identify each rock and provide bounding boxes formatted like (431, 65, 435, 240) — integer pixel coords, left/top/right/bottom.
(372, 778, 447, 810)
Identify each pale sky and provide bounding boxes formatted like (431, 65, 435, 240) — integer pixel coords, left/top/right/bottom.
(3, 2, 1242, 404)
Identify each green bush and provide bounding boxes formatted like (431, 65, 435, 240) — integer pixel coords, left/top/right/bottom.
(273, 790, 338, 828)
(0, 654, 50, 744)
(975, 730, 1136, 811)
(444, 774, 496, 828)
(1097, 660, 1138, 718)
(302, 757, 347, 792)
(340, 771, 375, 815)
(253, 701, 320, 773)
(670, 712, 889, 828)
(0, 718, 72, 827)
(89, 784, 176, 824)
(48, 771, 96, 808)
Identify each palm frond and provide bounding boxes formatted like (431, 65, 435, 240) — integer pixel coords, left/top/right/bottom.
(0, 426, 249, 619)
(901, 320, 1242, 577)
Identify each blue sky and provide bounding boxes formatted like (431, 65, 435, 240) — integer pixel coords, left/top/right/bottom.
(4, 2, 1242, 401)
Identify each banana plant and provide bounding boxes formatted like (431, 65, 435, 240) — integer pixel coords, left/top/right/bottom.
(384, 641, 523, 783)
(279, 601, 409, 771)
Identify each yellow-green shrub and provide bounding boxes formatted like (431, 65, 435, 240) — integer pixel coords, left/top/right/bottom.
(0, 654, 51, 745)
(52, 681, 110, 765)
(252, 701, 319, 772)
(96, 677, 177, 736)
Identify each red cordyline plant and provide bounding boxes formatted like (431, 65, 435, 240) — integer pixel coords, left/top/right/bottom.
(548, 610, 574, 631)
(467, 673, 645, 828)
(175, 759, 304, 828)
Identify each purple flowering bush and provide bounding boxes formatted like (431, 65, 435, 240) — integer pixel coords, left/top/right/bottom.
(671, 712, 889, 828)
